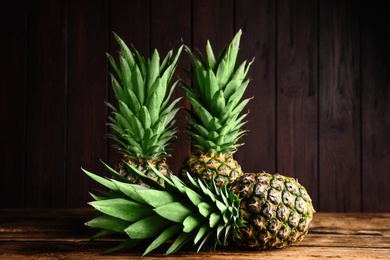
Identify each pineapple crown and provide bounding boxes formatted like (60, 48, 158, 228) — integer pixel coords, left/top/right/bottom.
(106, 32, 183, 161)
(82, 161, 243, 256)
(182, 29, 254, 155)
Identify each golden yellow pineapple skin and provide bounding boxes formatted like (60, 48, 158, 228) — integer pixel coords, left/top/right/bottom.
(180, 152, 243, 187)
(228, 172, 315, 250)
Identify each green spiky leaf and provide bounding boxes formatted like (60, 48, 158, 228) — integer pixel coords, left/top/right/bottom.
(154, 202, 194, 223)
(89, 198, 153, 222)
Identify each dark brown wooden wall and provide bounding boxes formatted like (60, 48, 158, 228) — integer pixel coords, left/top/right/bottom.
(1, 0, 389, 212)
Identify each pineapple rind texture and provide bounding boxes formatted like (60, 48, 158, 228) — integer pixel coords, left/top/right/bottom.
(118, 157, 172, 187)
(228, 172, 315, 250)
(180, 152, 243, 187)
(83, 163, 315, 255)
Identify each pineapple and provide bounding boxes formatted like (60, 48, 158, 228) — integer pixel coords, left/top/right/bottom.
(83, 164, 315, 255)
(179, 29, 253, 187)
(106, 33, 183, 185)
(228, 172, 315, 249)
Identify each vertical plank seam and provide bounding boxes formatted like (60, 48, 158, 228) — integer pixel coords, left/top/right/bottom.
(316, 0, 321, 211)
(190, 0, 194, 52)
(148, 0, 152, 56)
(24, 0, 31, 207)
(106, 0, 111, 169)
(22, 0, 29, 208)
(275, 0, 279, 172)
(358, 0, 364, 212)
(233, 0, 236, 33)
(64, 0, 69, 208)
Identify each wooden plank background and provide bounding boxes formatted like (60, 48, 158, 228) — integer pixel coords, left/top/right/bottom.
(0, 0, 389, 212)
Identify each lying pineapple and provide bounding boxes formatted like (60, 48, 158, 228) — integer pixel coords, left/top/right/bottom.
(179, 29, 253, 187)
(106, 33, 182, 185)
(83, 164, 315, 255)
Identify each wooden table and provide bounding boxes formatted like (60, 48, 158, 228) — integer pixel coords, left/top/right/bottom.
(0, 209, 389, 259)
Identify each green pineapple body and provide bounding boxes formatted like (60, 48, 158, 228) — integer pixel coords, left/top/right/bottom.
(229, 172, 315, 249)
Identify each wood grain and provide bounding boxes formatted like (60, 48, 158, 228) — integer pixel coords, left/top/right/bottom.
(1, 209, 389, 259)
(0, 0, 389, 212)
(66, 0, 109, 207)
(361, 2, 390, 212)
(25, 0, 68, 207)
(235, 0, 277, 174)
(276, 0, 319, 208)
(0, 1, 27, 207)
(319, 0, 361, 212)
(192, 0, 234, 54)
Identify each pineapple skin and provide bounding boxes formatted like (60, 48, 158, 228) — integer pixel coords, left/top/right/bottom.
(180, 152, 243, 187)
(117, 157, 172, 187)
(228, 172, 315, 250)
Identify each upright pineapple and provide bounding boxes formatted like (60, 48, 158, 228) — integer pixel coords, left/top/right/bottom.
(106, 33, 183, 185)
(83, 164, 315, 255)
(180, 29, 253, 187)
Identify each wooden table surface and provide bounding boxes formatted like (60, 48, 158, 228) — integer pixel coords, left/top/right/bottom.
(0, 209, 389, 259)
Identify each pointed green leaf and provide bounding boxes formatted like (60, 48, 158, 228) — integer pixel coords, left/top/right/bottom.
(160, 49, 173, 73)
(185, 187, 204, 206)
(216, 222, 227, 245)
(130, 64, 145, 104)
(146, 88, 160, 125)
(188, 96, 213, 127)
(125, 88, 141, 114)
(194, 222, 210, 245)
(88, 229, 116, 242)
(216, 59, 229, 89)
(169, 174, 187, 194)
(165, 232, 193, 255)
(106, 53, 122, 80)
(113, 32, 135, 68)
(146, 49, 160, 90)
(135, 189, 177, 208)
(183, 212, 204, 233)
(111, 180, 147, 204)
(223, 78, 241, 101)
(140, 106, 151, 129)
(100, 160, 129, 183)
(206, 40, 216, 70)
(198, 202, 213, 218)
(215, 200, 227, 213)
(226, 79, 250, 105)
(89, 198, 153, 222)
(109, 74, 124, 101)
(85, 214, 129, 233)
(197, 229, 214, 253)
(209, 212, 221, 228)
(125, 214, 171, 239)
(119, 55, 132, 89)
(205, 69, 219, 107)
(82, 168, 118, 191)
(143, 224, 182, 256)
(160, 45, 183, 83)
(154, 202, 193, 223)
(210, 89, 225, 116)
